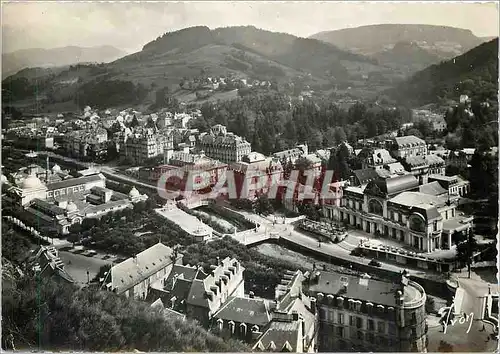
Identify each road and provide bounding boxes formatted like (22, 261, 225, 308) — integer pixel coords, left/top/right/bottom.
(425, 268, 498, 352)
(58, 251, 112, 287)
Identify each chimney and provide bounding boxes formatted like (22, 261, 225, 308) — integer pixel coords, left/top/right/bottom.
(46, 156, 50, 182)
(310, 297, 317, 315)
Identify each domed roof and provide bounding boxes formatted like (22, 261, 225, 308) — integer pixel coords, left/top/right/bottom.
(66, 202, 78, 212)
(21, 174, 44, 190)
(129, 187, 140, 198)
(52, 164, 62, 173)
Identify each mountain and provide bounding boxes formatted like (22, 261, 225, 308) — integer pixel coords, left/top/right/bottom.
(4, 26, 393, 111)
(2, 45, 128, 78)
(387, 38, 498, 106)
(310, 24, 486, 57)
(371, 40, 443, 75)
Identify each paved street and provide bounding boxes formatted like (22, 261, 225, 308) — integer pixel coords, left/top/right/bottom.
(59, 251, 113, 287)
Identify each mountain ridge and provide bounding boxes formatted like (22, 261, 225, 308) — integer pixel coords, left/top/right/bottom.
(387, 38, 499, 106)
(2, 45, 128, 78)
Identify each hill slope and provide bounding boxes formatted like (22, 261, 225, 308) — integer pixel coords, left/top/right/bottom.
(2, 26, 389, 111)
(2, 45, 127, 78)
(387, 38, 498, 106)
(310, 24, 485, 56)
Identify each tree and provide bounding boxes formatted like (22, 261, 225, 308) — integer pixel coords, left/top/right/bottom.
(254, 194, 274, 216)
(406, 128, 423, 138)
(333, 127, 347, 143)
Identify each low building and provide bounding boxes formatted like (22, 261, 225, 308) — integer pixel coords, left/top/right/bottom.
(26, 245, 74, 283)
(307, 270, 427, 352)
(103, 242, 183, 300)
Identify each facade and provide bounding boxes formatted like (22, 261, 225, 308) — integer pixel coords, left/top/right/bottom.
(357, 148, 397, 170)
(392, 136, 427, 159)
(104, 243, 183, 300)
(231, 152, 283, 199)
(63, 128, 108, 159)
(273, 144, 309, 165)
(307, 270, 427, 352)
(428, 175, 470, 197)
(197, 125, 251, 164)
(121, 130, 174, 163)
(323, 174, 473, 251)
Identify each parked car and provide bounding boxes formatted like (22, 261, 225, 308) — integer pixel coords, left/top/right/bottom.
(368, 259, 381, 267)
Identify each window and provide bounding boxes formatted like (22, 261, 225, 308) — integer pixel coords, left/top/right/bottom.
(409, 215, 425, 233)
(356, 317, 363, 329)
(349, 316, 355, 326)
(357, 331, 364, 340)
(338, 313, 344, 325)
(368, 199, 383, 216)
(366, 333, 375, 342)
(336, 326, 344, 338)
(394, 212, 399, 222)
(368, 319, 375, 331)
(377, 322, 385, 333)
(390, 211, 394, 220)
(388, 323, 397, 335)
(433, 221, 438, 231)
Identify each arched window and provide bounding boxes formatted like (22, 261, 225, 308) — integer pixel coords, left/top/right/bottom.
(368, 199, 383, 216)
(409, 214, 426, 233)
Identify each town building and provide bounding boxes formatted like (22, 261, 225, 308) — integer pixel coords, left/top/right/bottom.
(5, 168, 147, 235)
(307, 270, 427, 352)
(26, 245, 74, 283)
(197, 125, 251, 164)
(357, 148, 397, 170)
(103, 242, 183, 300)
(231, 152, 283, 199)
(273, 144, 309, 165)
(401, 154, 445, 185)
(323, 174, 474, 251)
(428, 175, 470, 197)
(63, 127, 108, 160)
(391, 136, 428, 159)
(121, 129, 174, 163)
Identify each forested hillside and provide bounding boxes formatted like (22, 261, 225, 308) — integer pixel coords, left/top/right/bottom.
(388, 38, 498, 106)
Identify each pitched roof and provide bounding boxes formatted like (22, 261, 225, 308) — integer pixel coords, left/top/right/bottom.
(419, 181, 448, 196)
(213, 296, 271, 326)
(405, 156, 428, 168)
(253, 320, 301, 352)
(353, 169, 379, 185)
(110, 243, 175, 294)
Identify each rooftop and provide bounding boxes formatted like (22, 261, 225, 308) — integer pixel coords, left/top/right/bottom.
(394, 135, 426, 148)
(308, 271, 424, 307)
(419, 182, 448, 196)
(155, 206, 213, 236)
(110, 243, 176, 294)
(47, 173, 105, 191)
(214, 296, 271, 326)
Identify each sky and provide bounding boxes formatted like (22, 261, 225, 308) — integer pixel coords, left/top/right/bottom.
(2, 1, 499, 54)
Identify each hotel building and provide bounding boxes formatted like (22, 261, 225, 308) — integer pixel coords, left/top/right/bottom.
(307, 270, 427, 352)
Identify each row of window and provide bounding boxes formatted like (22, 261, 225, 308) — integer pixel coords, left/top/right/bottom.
(320, 310, 397, 334)
(47, 184, 85, 197)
